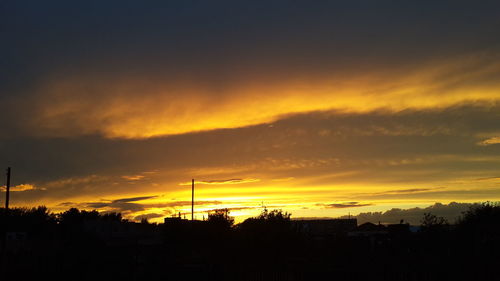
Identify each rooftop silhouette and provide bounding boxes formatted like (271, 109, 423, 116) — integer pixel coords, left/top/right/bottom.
(1, 203, 500, 281)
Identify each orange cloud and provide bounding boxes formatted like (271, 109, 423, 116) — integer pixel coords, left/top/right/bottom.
(15, 52, 500, 139)
(121, 175, 146, 181)
(179, 178, 261, 186)
(0, 184, 44, 192)
(478, 137, 500, 146)
(317, 202, 374, 209)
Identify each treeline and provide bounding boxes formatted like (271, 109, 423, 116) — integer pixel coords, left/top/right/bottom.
(0, 206, 122, 228)
(1, 203, 499, 281)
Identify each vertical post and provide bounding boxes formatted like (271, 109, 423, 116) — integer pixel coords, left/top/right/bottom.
(5, 167, 10, 210)
(191, 179, 194, 221)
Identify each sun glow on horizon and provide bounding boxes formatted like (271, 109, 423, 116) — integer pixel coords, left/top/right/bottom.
(12, 172, 500, 224)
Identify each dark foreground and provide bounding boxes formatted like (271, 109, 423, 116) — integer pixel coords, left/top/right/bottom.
(1, 205, 500, 281)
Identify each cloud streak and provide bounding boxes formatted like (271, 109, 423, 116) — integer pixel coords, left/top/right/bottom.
(179, 179, 260, 186)
(1, 2, 500, 139)
(478, 137, 500, 146)
(1, 1, 500, 220)
(0, 184, 44, 192)
(121, 175, 146, 181)
(111, 196, 157, 203)
(76, 198, 225, 218)
(3, 103, 500, 218)
(318, 202, 373, 209)
(342, 202, 481, 225)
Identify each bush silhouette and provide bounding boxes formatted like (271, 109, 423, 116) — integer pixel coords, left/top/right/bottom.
(420, 212, 448, 232)
(207, 208, 234, 230)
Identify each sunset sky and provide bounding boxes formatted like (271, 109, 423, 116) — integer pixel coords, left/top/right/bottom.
(1, 1, 500, 223)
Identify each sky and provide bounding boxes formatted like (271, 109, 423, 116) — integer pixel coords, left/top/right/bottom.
(1, 1, 500, 223)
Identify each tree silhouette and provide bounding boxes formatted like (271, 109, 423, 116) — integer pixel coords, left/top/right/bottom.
(237, 209, 293, 251)
(207, 208, 234, 230)
(457, 202, 500, 233)
(455, 202, 500, 252)
(256, 208, 291, 222)
(100, 212, 122, 222)
(58, 208, 100, 225)
(0, 206, 57, 238)
(420, 212, 448, 231)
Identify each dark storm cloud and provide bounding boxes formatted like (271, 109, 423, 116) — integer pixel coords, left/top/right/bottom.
(85, 202, 110, 209)
(317, 202, 373, 209)
(112, 196, 158, 204)
(340, 202, 481, 225)
(2, 0, 498, 83)
(134, 213, 165, 222)
(77, 199, 224, 215)
(1, 1, 500, 212)
(1, 1, 500, 139)
(2, 102, 500, 202)
(106, 202, 145, 212)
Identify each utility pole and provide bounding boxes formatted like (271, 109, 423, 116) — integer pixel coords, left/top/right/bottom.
(191, 179, 194, 221)
(5, 167, 11, 210)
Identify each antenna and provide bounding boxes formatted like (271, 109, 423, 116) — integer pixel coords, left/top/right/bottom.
(5, 167, 11, 210)
(191, 179, 194, 221)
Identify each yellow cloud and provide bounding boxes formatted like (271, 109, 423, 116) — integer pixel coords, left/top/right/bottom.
(121, 175, 146, 181)
(20, 52, 500, 139)
(0, 184, 43, 192)
(272, 177, 295, 182)
(478, 137, 500, 146)
(179, 178, 261, 186)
